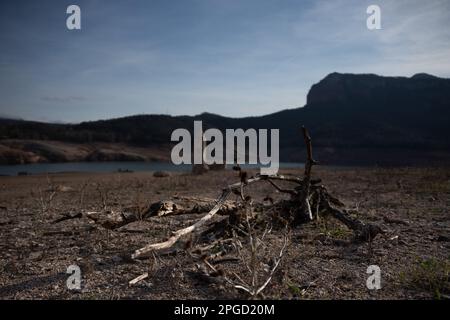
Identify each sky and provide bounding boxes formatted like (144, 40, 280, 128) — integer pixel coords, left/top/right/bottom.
(0, 0, 449, 123)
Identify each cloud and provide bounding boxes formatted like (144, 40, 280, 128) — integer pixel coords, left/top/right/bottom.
(41, 96, 87, 103)
(1, 0, 449, 122)
(289, 0, 450, 77)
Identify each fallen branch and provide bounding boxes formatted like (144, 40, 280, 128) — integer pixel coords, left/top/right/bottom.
(132, 176, 263, 259)
(129, 272, 148, 286)
(322, 200, 384, 242)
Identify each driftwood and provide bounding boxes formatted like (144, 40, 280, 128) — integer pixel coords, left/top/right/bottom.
(131, 127, 384, 260)
(129, 272, 149, 286)
(52, 200, 185, 229)
(52, 195, 242, 231)
(132, 176, 263, 259)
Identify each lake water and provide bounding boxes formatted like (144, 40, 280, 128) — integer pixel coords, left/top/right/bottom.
(0, 162, 304, 176)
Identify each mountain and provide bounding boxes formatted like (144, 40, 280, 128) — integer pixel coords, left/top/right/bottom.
(1, 72, 450, 166)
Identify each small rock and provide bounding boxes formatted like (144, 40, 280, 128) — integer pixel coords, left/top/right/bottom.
(57, 185, 75, 192)
(153, 171, 170, 178)
(28, 251, 43, 261)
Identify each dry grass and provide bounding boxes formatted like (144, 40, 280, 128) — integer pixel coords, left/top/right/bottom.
(400, 258, 450, 299)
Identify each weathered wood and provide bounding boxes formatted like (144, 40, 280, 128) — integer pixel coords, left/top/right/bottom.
(322, 199, 384, 242)
(51, 212, 82, 224)
(299, 126, 317, 221)
(132, 176, 263, 259)
(129, 272, 148, 285)
(132, 189, 232, 259)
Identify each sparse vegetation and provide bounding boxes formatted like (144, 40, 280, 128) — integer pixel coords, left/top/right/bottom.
(0, 166, 449, 299)
(400, 258, 450, 299)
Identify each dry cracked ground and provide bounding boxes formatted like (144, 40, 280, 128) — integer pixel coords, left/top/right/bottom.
(0, 166, 449, 299)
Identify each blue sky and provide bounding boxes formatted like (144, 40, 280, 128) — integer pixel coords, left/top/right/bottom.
(1, 0, 449, 123)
